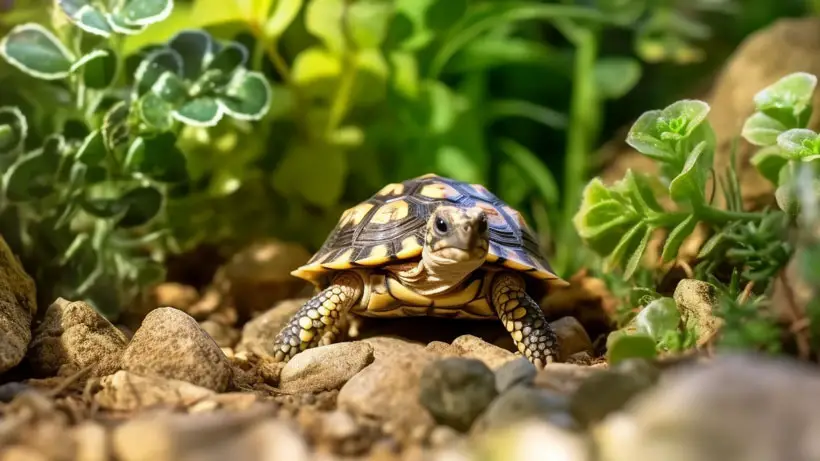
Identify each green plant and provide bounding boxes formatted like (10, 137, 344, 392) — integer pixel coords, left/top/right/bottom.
(0, 0, 272, 314)
(575, 71, 820, 357)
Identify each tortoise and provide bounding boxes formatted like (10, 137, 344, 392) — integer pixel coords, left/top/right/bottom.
(271, 173, 570, 368)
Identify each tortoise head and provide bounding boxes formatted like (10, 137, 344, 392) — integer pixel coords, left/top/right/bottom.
(423, 205, 490, 270)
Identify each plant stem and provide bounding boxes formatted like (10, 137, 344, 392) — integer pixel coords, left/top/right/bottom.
(697, 205, 766, 225)
(555, 22, 598, 276)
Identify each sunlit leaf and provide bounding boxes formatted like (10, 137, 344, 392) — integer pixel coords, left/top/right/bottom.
(623, 223, 652, 279)
(57, 0, 113, 37)
(660, 214, 697, 263)
(75, 129, 107, 165)
(305, 0, 345, 54)
(347, 0, 394, 48)
(633, 297, 680, 341)
(133, 48, 184, 97)
(750, 146, 788, 186)
(0, 23, 75, 80)
(271, 142, 348, 208)
(118, 0, 173, 26)
(606, 332, 657, 365)
(168, 29, 214, 80)
(668, 140, 710, 203)
(217, 69, 271, 120)
(137, 92, 174, 131)
(173, 97, 223, 126)
(264, 0, 303, 38)
(0, 106, 27, 155)
(777, 128, 820, 161)
(741, 112, 787, 147)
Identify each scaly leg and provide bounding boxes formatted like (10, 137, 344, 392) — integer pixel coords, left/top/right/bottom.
(490, 272, 560, 369)
(271, 271, 363, 362)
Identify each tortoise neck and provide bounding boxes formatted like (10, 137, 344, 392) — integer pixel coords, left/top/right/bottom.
(395, 250, 484, 296)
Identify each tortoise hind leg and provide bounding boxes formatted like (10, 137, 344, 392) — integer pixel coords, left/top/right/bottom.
(490, 272, 560, 369)
(271, 272, 364, 362)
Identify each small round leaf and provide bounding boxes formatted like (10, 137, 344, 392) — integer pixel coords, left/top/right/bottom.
(137, 93, 174, 131)
(168, 30, 214, 80)
(150, 71, 188, 105)
(606, 332, 658, 366)
(80, 48, 117, 89)
(117, 186, 163, 227)
(173, 97, 223, 126)
(0, 106, 28, 155)
(117, 0, 173, 26)
(58, 0, 113, 37)
(133, 48, 184, 97)
(217, 70, 272, 121)
(205, 41, 248, 75)
(106, 11, 147, 34)
(76, 129, 107, 165)
(0, 23, 75, 80)
(633, 297, 681, 341)
(102, 101, 131, 152)
(2, 151, 59, 201)
(126, 133, 188, 182)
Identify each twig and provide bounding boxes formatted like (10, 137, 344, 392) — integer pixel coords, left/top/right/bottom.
(47, 365, 94, 398)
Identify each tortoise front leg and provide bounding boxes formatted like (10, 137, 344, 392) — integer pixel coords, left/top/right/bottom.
(271, 271, 364, 362)
(490, 272, 560, 369)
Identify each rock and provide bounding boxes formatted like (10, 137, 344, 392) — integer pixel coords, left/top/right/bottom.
(451, 335, 516, 370)
(474, 421, 592, 461)
(338, 343, 437, 430)
(534, 363, 605, 395)
(121, 307, 232, 392)
(152, 283, 200, 313)
(221, 240, 312, 316)
(419, 358, 498, 432)
(72, 421, 109, 461)
(112, 408, 308, 461)
(541, 273, 618, 341)
(551, 317, 594, 360)
(279, 342, 374, 393)
(495, 357, 537, 393)
(27, 298, 128, 377)
(95, 371, 216, 411)
(570, 359, 660, 427)
(425, 341, 462, 357)
(199, 320, 240, 348)
(0, 236, 36, 374)
(595, 354, 820, 461)
(473, 385, 576, 434)
(673, 279, 721, 346)
(237, 298, 308, 357)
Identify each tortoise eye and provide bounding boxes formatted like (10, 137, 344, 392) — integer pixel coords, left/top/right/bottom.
(435, 217, 448, 233)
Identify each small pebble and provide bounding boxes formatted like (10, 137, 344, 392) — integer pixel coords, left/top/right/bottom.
(494, 358, 537, 393)
(473, 385, 577, 433)
(419, 358, 498, 432)
(0, 383, 30, 403)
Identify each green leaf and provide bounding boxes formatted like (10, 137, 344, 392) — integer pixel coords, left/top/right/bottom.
(499, 138, 559, 209)
(69, 49, 109, 75)
(133, 48, 184, 97)
(102, 101, 131, 152)
(776, 128, 820, 161)
(151, 71, 188, 105)
(594, 0, 646, 25)
(0, 23, 75, 80)
(388, 51, 418, 98)
(205, 42, 248, 75)
(264, 0, 304, 38)
(305, 0, 345, 54)
(606, 332, 657, 365)
(594, 57, 642, 100)
(668, 141, 710, 203)
(271, 142, 348, 208)
(753, 72, 817, 117)
(750, 146, 788, 186)
(80, 47, 117, 89)
(137, 92, 174, 131)
(125, 133, 188, 182)
(622, 224, 652, 280)
(173, 97, 223, 126)
(217, 69, 272, 121)
(107, 11, 147, 35)
(2, 150, 59, 201)
(117, 186, 163, 227)
(117, 0, 173, 26)
(633, 297, 680, 341)
(76, 129, 107, 165)
(347, 0, 394, 49)
(489, 99, 568, 130)
(623, 170, 665, 213)
(57, 0, 113, 37)
(168, 30, 214, 80)
(660, 214, 697, 263)
(446, 37, 556, 75)
(436, 146, 480, 183)
(741, 112, 787, 147)
(0, 106, 28, 155)
(606, 221, 646, 273)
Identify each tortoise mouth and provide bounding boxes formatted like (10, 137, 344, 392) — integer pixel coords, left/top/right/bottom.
(432, 243, 489, 262)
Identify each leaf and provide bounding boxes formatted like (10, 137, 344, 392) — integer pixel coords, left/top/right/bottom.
(489, 100, 567, 130)
(750, 146, 788, 186)
(660, 214, 697, 263)
(305, 0, 346, 55)
(117, 186, 163, 227)
(594, 0, 646, 25)
(0, 23, 75, 80)
(168, 29, 214, 80)
(205, 42, 248, 75)
(499, 137, 559, 209)
(137, 92, 174, 131)
(623, 170, 665, 213)
(425, 0, 467, 32)
(217, 69, 272, 120)
(347, 0, 394, 49)
(78, 49, 117, 89)
(753, 72, 817, 116)
(593, 57, 642, 100)
(173, 97, 223, 126)
(633, 297, 680, 341)
(622, 223, 652, 280)
(626, 110, 670, 161)
(388, 51, 418, 98)
(69, 49, 109, 75)
(446, 37, 556, 75)
(656, 99, 711, 142)
(2, 150, 59, 201)
(107, 11, 147, 34)
(436, 145, 480, 183)
(102, 101, 131, 152)
(668, 140, 709, 203)
(57, 0, 113, 37)
(133, 48, 184, 97)
(0, 106, 27, 155)
(606, 332, 657, 365)
(117, 0, 173, 26)
(741, 112, 787, 147)
(264, 0, 303, 38)
(605, 221, 646, 273)
(776, 128, 820, 161)
(290, 46, 342, 99)
(271, 142, 348, 208)
(125, 133, 188, 182)
(75, 129, 107, 165)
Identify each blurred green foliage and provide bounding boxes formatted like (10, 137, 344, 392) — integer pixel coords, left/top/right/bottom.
(0, 0, 813, 316)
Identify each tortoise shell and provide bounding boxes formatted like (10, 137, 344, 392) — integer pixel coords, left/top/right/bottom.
(291, 174, 567, 289)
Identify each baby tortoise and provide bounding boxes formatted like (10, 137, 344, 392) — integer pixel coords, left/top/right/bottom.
(271, 173, 569, 369)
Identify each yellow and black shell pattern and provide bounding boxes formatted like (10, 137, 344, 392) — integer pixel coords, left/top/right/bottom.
(291, 173, 567, 288)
